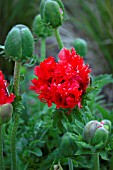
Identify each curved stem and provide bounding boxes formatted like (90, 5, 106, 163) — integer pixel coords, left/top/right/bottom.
(0, 125, 4, 170)
(54, 28, 64, 50)
(94, 152, 100, 170)
(68, 158, 73, 170)
(40, 37, 46, 62)
(11, 61, 21, 170)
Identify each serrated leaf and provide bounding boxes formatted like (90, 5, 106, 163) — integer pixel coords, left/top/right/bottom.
(76, 141, 91, 149)
(93, 74, 113, 89)
(39, 149, 60, 170)
(73, 119, 84, 135)
(52, 110, 64, 131)
(75, 149, 93, 155)
(12, 95, 24, 115)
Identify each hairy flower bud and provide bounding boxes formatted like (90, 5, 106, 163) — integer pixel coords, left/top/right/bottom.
(32, 14, 53, 38)
(59, 132, 77, 157)
(5, 24, 34, 63)
(73, 38, 87, 57)
(40, 0, 66, 29)
(83, 120, 109, 148)
(0, 104, 13, 125)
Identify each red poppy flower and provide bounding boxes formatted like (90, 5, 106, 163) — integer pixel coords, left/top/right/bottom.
(0, 71, 15, 105)
(30, 48, 91, 109)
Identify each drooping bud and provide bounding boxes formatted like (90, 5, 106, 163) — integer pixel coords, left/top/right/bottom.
(40, 0, 66, 29)
(32, 14, 53, 38)
(83, 120, 109, 148)
(4, 24, 34, 63)
(0, 104, 13, 125)
(73, 38, 87, 57)
(59, 132, 77, 157)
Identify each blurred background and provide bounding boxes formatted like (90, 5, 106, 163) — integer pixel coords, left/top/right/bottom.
(0, 0, 113, 100)
(1, 1, 113, 169)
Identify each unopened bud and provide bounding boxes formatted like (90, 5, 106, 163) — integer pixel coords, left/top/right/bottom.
(40, 0, 66, 29)
(32, 14, 53, 38)
(5, 24, 34, 63)
(0, 104, 13, 125)
(73, 38, 87, 56)
(60, 132, 77, 157)
(83, 120, 109, 148)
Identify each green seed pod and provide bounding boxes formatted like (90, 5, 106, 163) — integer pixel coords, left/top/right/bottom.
(73, 38, 87, 56)
(40, 0, 66, 29)
(32, 14, 53, 38)
(4, 24, 34, 63)
(101, 119, 111, 132)
(83, 120, 109, 148)
(59, 132, 77, 157)
(0, 104, 13, 125)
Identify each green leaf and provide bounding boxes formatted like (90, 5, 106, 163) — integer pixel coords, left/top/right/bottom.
(28, 148, 43, 157)
(99, 151, 108, 160)
(12, 95, 24, 115)
(52, 110, 64, 131)
(20, 74, 25, 83)
(93, 74, 113, 89)
(39, 149, 60, 170)
(76, 141, 91, 149)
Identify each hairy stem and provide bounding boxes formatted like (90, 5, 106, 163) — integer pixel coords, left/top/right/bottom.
(54, 28, 64, 50)
(68, 158, 73, 170)
(11, 61, 21, 170)
(40, 37, 46, 62)
(13, 61, 21, 96)
(0, 125, 4, 170)
(94, 152, 100, 170)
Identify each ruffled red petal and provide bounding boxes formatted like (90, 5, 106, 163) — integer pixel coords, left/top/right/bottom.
(30, 48, 91, 110)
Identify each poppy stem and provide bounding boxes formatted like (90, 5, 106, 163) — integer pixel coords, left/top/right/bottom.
(68, 158, 73, 170)
(94, 152, 100, 170)
(54, 28, 64, 50)
(40, 37, 46, 62)
(0, 125, 4, 170)
(11, 61, 21, 170)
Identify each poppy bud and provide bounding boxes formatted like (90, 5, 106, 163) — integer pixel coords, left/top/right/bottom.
(83, 120, 109, 148)
(32, 14, 53, 38)
(0, 104, 13, 125)
(73, 38, 87, 57)
(59, 132, 77, 157)
(40, 0, 66, 29)
(4, 24, 34, 63)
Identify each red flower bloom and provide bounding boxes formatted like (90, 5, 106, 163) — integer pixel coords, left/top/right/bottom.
(30, 48, 91, 109)
(0, 71, 15, 105)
